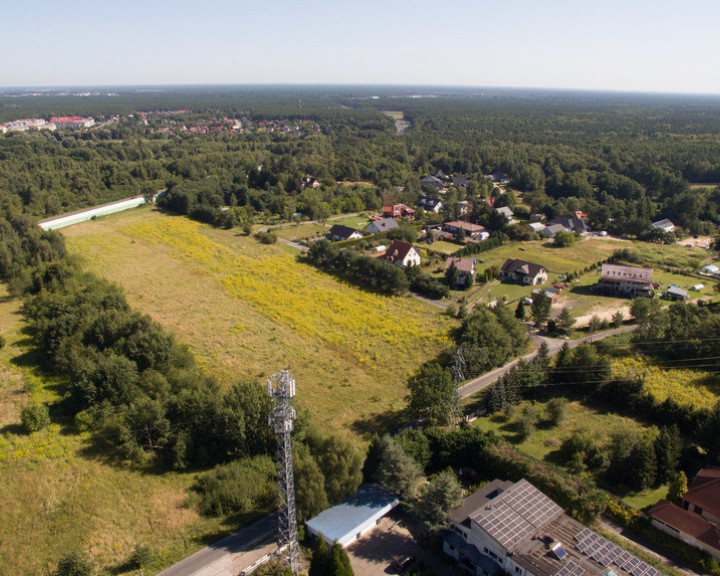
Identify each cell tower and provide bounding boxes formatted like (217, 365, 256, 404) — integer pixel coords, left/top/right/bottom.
(267, 370, 299, 574)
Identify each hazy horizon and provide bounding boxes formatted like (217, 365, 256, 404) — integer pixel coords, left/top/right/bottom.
(4, 0, 719, 96)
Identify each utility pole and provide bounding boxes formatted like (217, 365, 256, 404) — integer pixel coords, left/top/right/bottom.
(450, 346, 465, 426)
(268, 370, 299, 574)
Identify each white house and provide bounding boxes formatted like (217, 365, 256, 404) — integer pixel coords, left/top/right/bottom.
(652, 218, 676, 233)
(445, 479, 667, 576)
(384, 239, 421, 267)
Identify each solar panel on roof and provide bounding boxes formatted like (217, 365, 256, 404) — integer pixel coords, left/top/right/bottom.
(605, 547, 621, 563)
(625, 557, 641, 571)
(645, 568, 659, 576)
(575, 528, 592, 542)
(555, 560, 586, 576)
(632, 561, 650, 576)
(615, 550, 632, 567)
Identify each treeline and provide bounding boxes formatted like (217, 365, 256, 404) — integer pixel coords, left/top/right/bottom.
(5, 90, 720, 239)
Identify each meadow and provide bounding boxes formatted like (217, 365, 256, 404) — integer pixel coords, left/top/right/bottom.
(0, 285, 232, 576)
(63, 206, 453, 433)
(472, 398, 665, 509)
(612, 356, 720, 410)
(0, 206, 454, 575)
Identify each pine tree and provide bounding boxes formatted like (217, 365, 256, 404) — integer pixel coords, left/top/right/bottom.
(309, 534, 331, 576)
(329, 541, 355, 576)
(515, 299, 526, 320)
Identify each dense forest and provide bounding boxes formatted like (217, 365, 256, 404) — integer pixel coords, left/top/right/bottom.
(2, 87, 720, 236)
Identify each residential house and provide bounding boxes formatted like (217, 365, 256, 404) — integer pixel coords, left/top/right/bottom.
(420, 175, 445, 190)
(453, 176, 469, 188)
(652, 219, 676, 233)
(458, 200, 472, 216)
(649, 468, 720, 560)
(445, 478, 664, 576)
(495, 206, 515, 222)
(542, 224, 568, 239)
(382, 204, 416, 219)
(486, 171, 510, 184)
(501, 259, 548, 286)
(596, 264, 654, 298)
(327, 224, 363, 242)
(445, 257, 477, 286)
(417, 196, 444, 213)
(665, 285, 688, 301)
(432, 170, 449, 181)
(700, 264, 720, 278)
(384, 239, 421, 267)
(528, 222, 546, 234)
(365, 218, 399, 235)
(300, 174, 320, 189)
(546, 217, 591, 234)
(444, 221, 488, 240)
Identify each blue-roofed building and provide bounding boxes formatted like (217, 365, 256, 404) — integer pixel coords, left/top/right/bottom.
(305, 484, 399, 548)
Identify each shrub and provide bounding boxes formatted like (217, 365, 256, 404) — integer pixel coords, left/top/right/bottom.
(129, 544, 153, 569)
(55, 550, 92, 576)
(20, 403, 51, 433)
(195, 455, 276, 515)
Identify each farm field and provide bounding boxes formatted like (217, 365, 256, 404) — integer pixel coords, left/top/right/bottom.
(0, 285, 233, 576)
(63, 206, 454, 434)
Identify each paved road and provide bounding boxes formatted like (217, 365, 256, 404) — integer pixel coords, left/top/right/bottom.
(458, 325, 638, 398)
(155, 514, 276, 576)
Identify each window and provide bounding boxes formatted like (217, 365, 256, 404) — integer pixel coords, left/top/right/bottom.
(515, 567, 522, 574)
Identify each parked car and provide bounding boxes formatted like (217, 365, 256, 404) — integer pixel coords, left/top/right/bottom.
(391, 553, 417, 573)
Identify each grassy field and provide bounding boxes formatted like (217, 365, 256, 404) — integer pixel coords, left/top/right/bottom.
(453, 237, 718, 320)
(271, 222, 328, 240)
(63, 206, 454, 433)
(0, 284, 235, 576)
(472, 397, 666, 509)
(612, 356, 720, 410)
(331, 214, 371, 229)
(0, 206, 456, 575)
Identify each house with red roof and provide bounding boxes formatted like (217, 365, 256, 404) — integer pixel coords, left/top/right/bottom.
(384, 240, 421, 267)
(382, 204, 416, 220)
(649, 468, 720, 560)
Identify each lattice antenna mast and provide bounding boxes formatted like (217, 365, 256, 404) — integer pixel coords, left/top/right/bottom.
(449, 346, 466, 426)
(268, 370, 299, 574)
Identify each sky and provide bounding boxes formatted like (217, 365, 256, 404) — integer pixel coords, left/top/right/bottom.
(2, 0, 720, 95)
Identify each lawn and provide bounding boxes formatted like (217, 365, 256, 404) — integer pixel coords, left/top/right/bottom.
(0, 284, 234, 576)
(271, 222, 329, 240)
(330, 214, 371, 229)
(63, 207, 454, 434)
(459, 236, 716, 320)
